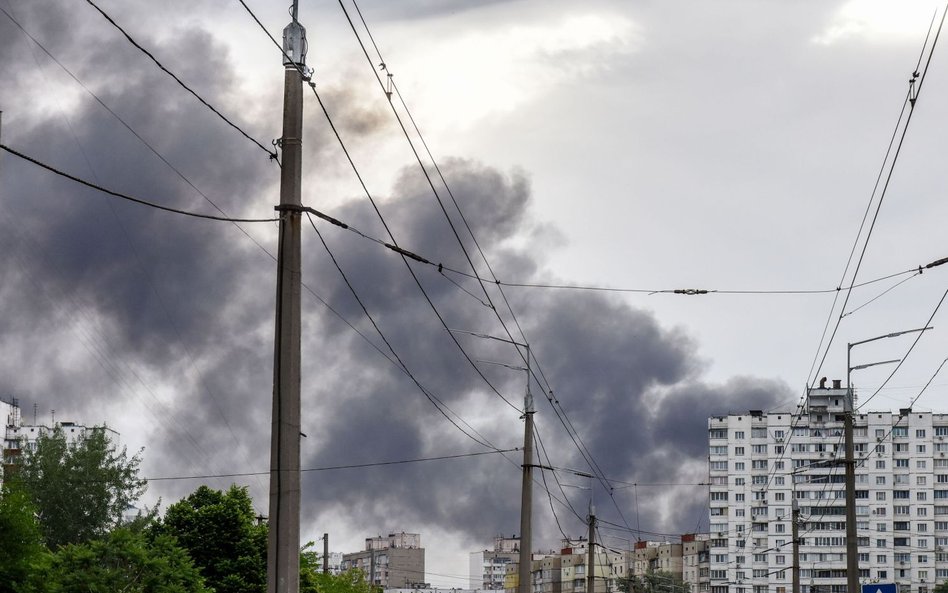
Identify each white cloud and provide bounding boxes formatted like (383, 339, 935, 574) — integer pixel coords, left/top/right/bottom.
(398, 13, 639, 129)
(813, 0, 942, 45)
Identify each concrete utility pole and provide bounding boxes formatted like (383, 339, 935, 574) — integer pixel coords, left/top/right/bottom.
(792, 500, 800, 593)
(323, 533, 329, 574)
(843, 327, 930, 593)
(519, 349, 535, 593)
(586, 503, 596, 593)
(267, 3, 306, 592)
(844, 406, 858, 593)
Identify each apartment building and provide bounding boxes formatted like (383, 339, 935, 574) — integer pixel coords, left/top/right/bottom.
(2, 398, 112, 487)
(470, 536, 521, 590)
(709, 381, 948, 593)
(342, 532, 425, 589)
(682, 534, 710, 593)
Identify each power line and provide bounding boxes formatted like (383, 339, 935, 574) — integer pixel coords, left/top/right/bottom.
(81, 0, 277, 160)
(147, 447, 518, 482)
(305, 212, 498, 451)
(858, 287, 947, 409)
(0, 144, 279, 223)
(303, 204, 946, 297)
(806, 7, 946, 390)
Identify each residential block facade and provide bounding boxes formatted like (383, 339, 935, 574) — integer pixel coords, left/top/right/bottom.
(709, 382, 948, 593)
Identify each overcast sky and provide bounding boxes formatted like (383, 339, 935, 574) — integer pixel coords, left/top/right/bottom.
(2, 0, 948, 586)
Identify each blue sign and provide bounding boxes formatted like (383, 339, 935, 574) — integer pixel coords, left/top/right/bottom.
(862, 584, 896, 593)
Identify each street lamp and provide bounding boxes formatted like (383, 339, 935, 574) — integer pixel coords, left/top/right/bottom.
(842, 326, 933, 593)
(846, 326, 933, 404)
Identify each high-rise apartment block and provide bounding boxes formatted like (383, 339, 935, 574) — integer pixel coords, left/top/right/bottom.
(470, 535, 521, 590)
(342, 532, 425, 589)
(709, 381, 948, 593)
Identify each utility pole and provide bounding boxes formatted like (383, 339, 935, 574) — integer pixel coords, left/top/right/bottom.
(844, 407, 858, 593)
(587, 503, 596, 593)
(792, 499, 799, 593)
(323, 533, 329, 574)
(267, 2, 306, 593)
(519, 348, 535, 593)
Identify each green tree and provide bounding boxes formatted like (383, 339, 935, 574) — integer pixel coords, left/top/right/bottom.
(45, 527, 209, 593)
(152, 485, 268, 593)
(0, 481, 49, 592)
(933, 581, 948, 593)
(18, 426, 146, 549)
(300, 566, 376, 593)
(618, 572, 685, 593)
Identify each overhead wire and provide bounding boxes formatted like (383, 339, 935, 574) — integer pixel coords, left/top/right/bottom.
(341, 0, 630, 532)
(0, 144, 279, 222)
(81, 0, 278, 160)
(0, 4, 281, 263)
(0, 4, 272, 504)
(857, 287, 947, 410)
(806, 6, 946, 391)
(305, 212, 498, 450)
(756, 10, 946, 503)
(230, 0, 526, 415)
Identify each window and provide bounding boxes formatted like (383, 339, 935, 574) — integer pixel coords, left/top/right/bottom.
(877, 444, 887, 453)
(895, 443, 909, 452)
(734, 431, 745, 440)
(736, 494, 745, 502)
(752, 460, 767, 470)
(735, 462, 745, 471)
(893, 427, 908, 437)
(919, 476, 928, 485)
(918, 429, 927, 438)
(918, 444, 928, 453)
(877, 429, 887, 438)
(919, 492, 928, 501)
(896, 459, 909, 468)
(735, 478, 745, 486)
(775, 446, 784, 455)
(735, 446, 745, 456)
(877, 539, 887, 548)
(711, 492, 728, 501)
(709, 429, 727, 439)
(710, 446, 728, 455)
(919, 460, 928, 469)
(895, 491, 910, 499)
(877, 555, 888, 563)
(919, 507, 929, 516)
(752, 428, 768, 438)
(877, 492, 887, 501)
(775, 492, 785, 501)
(775, 476, 785, 486)
(876, 460, 887, 469)
(936, 426, 948, 436)
(752, 444, 767, 454)
(877, 476, 887, 485)
(774, 461, 784, 470)
(710, 461, 727, 470)
(895, 505, 910, 515)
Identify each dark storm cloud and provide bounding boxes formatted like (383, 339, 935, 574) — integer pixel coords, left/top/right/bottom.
(291, 156, 793, 542)
(1, 0, 795, 550)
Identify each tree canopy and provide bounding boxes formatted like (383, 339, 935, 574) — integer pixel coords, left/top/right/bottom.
(0, 481, 47, 592)
(46, 527, 209, 593)
(17, 426, 146, 549)
(152, 485, 268, 593)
